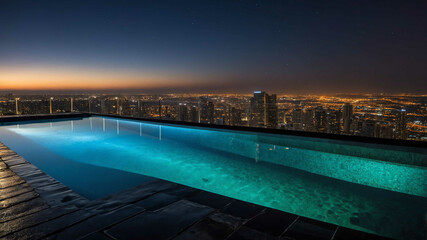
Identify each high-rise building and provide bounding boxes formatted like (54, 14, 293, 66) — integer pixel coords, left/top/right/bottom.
(178, 103, 188, 122)
(198, 97, 209, 123)
(249, 91, 277, 128)
(326, 110, 341, 134)
(343, 103, 353, 134)
(314, 106, 327, 132)
(303, 108, 314, 131)
(230, 107, 242, 126)
(249, 91, 266, 127)
(190, 106, 198, 123)
(395, 109, 407, 140)
(291, 108, 303, 130)
(264, 93, 277, 128)
(207, 101, 215, 124)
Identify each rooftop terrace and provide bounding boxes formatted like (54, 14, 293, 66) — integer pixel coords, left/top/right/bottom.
(1, 113, 425, 240)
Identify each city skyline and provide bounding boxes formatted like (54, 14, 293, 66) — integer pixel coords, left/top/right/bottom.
(1, 0, 426, 94)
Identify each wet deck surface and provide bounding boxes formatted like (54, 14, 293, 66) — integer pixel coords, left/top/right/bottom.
(0, 142, 391, 240)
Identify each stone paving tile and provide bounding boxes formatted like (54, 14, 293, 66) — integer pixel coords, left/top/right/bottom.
(22, 175, 59, 189)
(0, 205, 78, 237)
(220, 200, 265, 219)
(106, 200, 213, 240)
(56, 204, 145, 240)
(9, 163, 38, 175)
(161, 184, 200, 198)
(84, 180, 176, 214)
(2, 209, 93, 240)
(0, 197, 49, 223)
(134, 192, 180, 211)
(281, 217, 337, 240)
(39, 188, 86, 208)
(78, 231, 112, 240)
(173, 212, 242, 240)
(0, 175, 25, 189)
(0, 191, 39, 208)
(245, 208, 298, 236)
(332, 227, 392, 240)
(0, 161, 8, 170)
(0, 170, 15, 179)
(0, 183, 33, 201)
(186, 191, 235, 209)
(3, 157, 27, 167)
(227, 226, 277, 240)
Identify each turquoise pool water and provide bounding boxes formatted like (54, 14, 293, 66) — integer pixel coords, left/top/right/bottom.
(0, 116, 425, 240)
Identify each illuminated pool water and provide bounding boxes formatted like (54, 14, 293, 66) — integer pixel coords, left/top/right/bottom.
(0, 117, 425, 240)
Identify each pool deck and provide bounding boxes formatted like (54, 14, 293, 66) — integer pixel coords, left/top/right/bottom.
(0, 142, 393, 240)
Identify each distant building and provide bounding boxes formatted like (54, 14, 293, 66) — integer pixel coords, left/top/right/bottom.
(314, 106, 327, 132)
(178, 103, 188, 122)
(190, 106, 198, 123)
(303, 108, 314, 131)
(264, 93, 277, 128)
(343, 103, 353, 134)
(249, 91, 277, 128)
(395, 109, 407, 140)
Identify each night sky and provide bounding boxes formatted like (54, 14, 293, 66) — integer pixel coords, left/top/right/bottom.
(0, 0, 426, 94)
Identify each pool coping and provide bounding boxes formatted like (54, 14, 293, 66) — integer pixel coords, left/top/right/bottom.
(0, 141, 396, 240)
(1, 112, 426, 149)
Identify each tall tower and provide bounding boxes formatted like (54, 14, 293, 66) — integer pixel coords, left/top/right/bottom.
(49, 97, 53, 114)
(178, 103, 188, 122)
(249, 91, 266, 127)
(198, 97, 209, 123)
(343, 103, 353, 134)
(70, 97, 74, 112)
(395, 109, 407, 140)
(264, 93, 277, 128)
(15, 98, 19, 115)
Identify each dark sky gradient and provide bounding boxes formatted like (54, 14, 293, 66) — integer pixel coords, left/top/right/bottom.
(0, 0, 426, 93)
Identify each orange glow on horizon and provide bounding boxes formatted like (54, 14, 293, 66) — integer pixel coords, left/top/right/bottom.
(0, 65, 200, 90)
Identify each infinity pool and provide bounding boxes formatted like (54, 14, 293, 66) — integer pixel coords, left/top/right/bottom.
(0, 116, 425, 240)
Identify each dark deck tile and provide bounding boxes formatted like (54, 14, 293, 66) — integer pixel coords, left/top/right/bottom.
(0, 183, 33, 201)
(3, 157, 27, 167)
(162, 184, 200, 198)
(39, 189, 85, 207)
(78, 231, 112, 240)
(0, 191, 39, 208)
(85, 180, 176, 214)
(2, 210, 93, 240)
(227, 226, 277, 240)
(245, 208, 298, 236)
(173, 212, 241, 240)
(0, 205, 78, 237)
(56, 204, 144, 240)
(23, 175, 59, 188)
(220, 200, 265, 219)
(333, 227, 393, 240)
(0, 197, 49, 223)
(186, 191, 235, 209)
(106, 200, 213, 240)
(282, 217, 337, 240)
(0, 175, 25, 189)
(134, 192, 180, 211)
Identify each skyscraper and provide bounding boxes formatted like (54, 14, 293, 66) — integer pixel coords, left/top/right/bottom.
(207, 101, 215, 124)
(264, 93, 278, 128)
(249, 91, 277, 128)
(343, 103, 353, 134)
(249, 91, 266, 127)
(395, 109, 407, 140)
(198, 97, 209, 123)
(178, 103, 188, 122)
